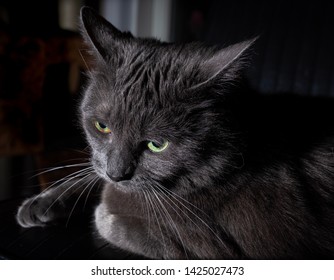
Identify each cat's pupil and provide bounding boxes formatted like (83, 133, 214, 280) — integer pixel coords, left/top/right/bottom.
(99, 122, 107, 129)
(151, 141, 161, 148)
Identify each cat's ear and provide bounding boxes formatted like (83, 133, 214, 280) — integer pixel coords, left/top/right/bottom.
(80, 7, 133, 60)
(190, 37, 257, 91)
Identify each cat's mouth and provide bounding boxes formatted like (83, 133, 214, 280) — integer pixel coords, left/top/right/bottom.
(92, 161, 133, 187)
(106, 176, 140, 193)
(115, 180, 131, 188)
(93, 160, 146, 192)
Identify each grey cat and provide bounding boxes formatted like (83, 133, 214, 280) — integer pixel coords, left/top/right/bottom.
(16, 7, 334, 259)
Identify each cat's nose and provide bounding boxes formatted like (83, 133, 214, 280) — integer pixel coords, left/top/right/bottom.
(107, 173, 129, 182)
(107, 147, 136, 182)
(106, 167, 134, 182)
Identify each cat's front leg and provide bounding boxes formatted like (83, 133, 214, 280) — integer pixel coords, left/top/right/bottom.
(95, 203, 175, 259)
(16, 188, 67, 227)
(16, 180, 99, 228)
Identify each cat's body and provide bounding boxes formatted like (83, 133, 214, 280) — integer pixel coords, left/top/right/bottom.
(16, 7, 334, 259)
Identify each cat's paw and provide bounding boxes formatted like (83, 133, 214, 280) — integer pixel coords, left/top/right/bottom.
(16, 194, 58, 228)
(94, 203, 116, 240)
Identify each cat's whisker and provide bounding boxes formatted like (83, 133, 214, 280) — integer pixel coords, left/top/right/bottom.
(143, 189, 161, 249)
(83, 176, 101, 209)
(160, 188, 218, 255)
(157, 200, 219, 256)
(155, 181, 212, 220)
(143, 185, 168, 254)
(34, 167, 95, 200)
(42, 172, 94, 218)
(43, 168, 94, 199)
(50, 166, 95, 187)
(24, 166, 95, 214)
(25, 164, 93, 198)
(64, 147, 91, 157)
(150, 187, 189, 259)
(20, 163, 93, 195)
(65, 174, 100, 227)
(30, 162, 92, 179)
(140, 189, 153, 241)
(154, 184, 225, 250)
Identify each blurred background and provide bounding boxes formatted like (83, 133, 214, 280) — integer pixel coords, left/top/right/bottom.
(0, 0, 334, 201)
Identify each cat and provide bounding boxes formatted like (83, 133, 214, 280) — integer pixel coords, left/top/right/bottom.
(16, 7, 334, 259)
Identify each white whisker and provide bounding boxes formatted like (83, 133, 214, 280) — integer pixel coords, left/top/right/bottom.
(150, 187, 189, 259)
(66, 174, 99, 227)
(31, 162, 91, 179)
(154, 183, 225, 251)
(83, 176, 101, 209)
(25, 166, 95, 213)
(42, 172, 94, 218)
(143, 185, 167, 254)
(43, 166, 94, 190)
(140, 189, 153, 239)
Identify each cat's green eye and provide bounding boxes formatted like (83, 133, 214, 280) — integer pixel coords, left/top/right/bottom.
(147, 140, 169, 153)
(94, 121, 111, 134)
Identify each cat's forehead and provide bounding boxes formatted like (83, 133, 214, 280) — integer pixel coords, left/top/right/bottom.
(88, 68, 177, 135)
(83, 42, 205, 135)
(115, 44, 182, 86)
(95, 45, 184, 108)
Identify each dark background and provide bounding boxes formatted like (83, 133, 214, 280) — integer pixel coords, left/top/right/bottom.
(0, 0, 334, 260)
(0, 0, 334, 201)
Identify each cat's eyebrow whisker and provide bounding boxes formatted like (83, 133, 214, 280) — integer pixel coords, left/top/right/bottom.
(79, 48, 92, 74)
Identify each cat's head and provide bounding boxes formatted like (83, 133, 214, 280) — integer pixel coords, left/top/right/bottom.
(79, 7, 255, 193)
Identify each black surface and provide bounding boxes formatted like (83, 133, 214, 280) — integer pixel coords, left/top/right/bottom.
(0, 199, 145, 260)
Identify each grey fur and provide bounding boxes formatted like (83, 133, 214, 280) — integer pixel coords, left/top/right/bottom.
(16, 7, 334, 259)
